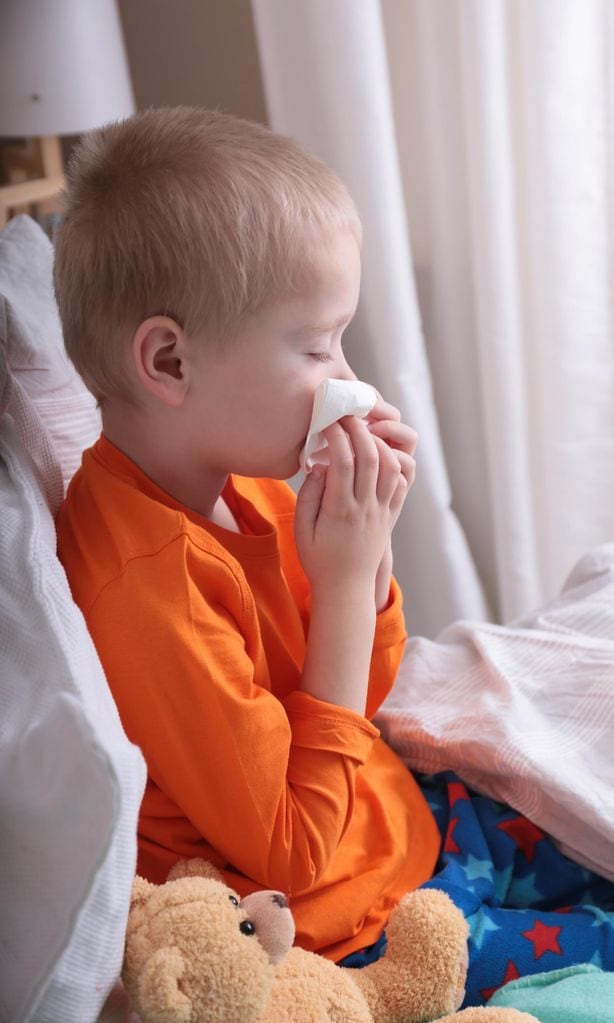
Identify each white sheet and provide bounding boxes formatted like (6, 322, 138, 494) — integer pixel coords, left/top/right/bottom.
(376, 544, 614, 881)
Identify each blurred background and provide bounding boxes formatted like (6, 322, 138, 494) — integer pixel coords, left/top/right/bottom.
(1, 0, 612, 638)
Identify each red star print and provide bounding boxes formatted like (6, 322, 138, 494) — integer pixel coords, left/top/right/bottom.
(522, 919, 563, 959)
(448, 780, 469, 806)
(497, 816, 545, 862)
(480, 959, 520, 1001)
(444, 816, 461, 853)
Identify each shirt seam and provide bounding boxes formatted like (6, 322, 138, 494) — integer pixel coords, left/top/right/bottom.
(286, 706, 379, 738)
(85, 529, 249, 620)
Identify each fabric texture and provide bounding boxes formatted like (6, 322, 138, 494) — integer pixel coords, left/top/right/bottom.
(56, 433, 440, 962)
(0, 214, 146, 1023)
(390, 1, 614, 621)
(0, 215, 100, 498)
(420, 774, 614, 1008)
(251, 2, 614, 634)
(250, 0, 490, 637)
(0, 420, 146, 1023)
(376, 543, 614, 882)
(489, 963, 614, 1022)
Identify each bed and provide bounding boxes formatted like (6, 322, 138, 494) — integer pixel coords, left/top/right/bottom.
(1, 213, 612, 1022)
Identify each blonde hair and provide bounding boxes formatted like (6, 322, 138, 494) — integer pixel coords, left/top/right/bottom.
(53, 106, 361, 403)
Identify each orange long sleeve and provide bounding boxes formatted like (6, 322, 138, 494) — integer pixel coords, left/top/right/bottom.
(57, 436, 440, 960)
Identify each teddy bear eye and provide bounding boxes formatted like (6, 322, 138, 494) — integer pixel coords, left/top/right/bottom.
(228, 895, 239, 907)
(240, 919, 256, 936)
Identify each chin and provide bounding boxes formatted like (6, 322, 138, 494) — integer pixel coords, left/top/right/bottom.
(239, 447, 303, 481)
(269, 457, 303, 481)
(285, 453, 304, 480)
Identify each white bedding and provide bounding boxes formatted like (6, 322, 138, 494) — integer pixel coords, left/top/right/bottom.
(376, 544, 614, 881)
(0, 215, 145, 1023)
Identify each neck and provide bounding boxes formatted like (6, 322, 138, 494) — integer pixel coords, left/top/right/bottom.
(101, 402, 227, 520)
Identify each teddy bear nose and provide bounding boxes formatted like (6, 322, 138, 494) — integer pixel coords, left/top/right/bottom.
(272, 893, 288, 909)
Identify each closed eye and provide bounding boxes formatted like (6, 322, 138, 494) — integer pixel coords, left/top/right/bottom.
(309, 352, 334, 362)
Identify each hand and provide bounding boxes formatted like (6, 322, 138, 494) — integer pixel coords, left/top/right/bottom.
(296, 415, 403, 713)
(365, 396, 417, 608)
(295, 414, 405, 604)
(365, 394, 417, 533)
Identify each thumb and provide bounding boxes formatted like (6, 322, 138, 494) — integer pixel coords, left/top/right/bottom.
(294, 465, 326, 543)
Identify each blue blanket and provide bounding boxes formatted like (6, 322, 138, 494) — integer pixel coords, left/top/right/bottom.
(419, 772, 614, 1006)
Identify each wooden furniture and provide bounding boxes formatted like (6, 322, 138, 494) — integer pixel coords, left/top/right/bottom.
(0, 136, 65, 228)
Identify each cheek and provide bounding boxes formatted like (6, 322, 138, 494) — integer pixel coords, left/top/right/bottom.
(274, 368, 319, 428)
(247, 356, 322, 442)
(269, 394, 315, 443)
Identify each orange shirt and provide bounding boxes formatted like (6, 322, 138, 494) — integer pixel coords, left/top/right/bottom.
(56, 435, 439, 961)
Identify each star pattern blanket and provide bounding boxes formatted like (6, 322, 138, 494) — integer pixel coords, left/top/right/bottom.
(420, 773, 614, 1007)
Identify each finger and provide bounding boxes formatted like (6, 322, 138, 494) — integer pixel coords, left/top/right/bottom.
(363, 426, 416, 487)
(321, 421, 355, 504)
(367, 419, 418, 456)
(367, 395, 401, 423)
(389, 472, 410, 520)
(388, 455, 416, 520)
(341, 416, 379, 502)
(295, 464, 327, 542)
(394, 450, 416, 487)
(371, 434, 402, 505)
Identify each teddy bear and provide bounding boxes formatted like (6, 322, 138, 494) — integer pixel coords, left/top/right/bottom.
(122, 858, 538, 1023)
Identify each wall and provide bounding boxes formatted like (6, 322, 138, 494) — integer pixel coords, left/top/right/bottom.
(117, 0, 267, 124)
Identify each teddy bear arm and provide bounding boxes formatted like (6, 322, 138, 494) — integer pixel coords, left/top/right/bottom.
(348, 888, 470, 1023)
(436, 1009, 539, 1022)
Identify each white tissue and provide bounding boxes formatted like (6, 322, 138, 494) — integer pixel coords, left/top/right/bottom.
(299, 378, 377, 472)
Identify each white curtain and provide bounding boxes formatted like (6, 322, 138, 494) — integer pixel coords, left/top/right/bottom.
(250, 0, 614, 638)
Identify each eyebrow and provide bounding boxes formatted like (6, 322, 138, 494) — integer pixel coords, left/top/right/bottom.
(299, 314, 355, 336)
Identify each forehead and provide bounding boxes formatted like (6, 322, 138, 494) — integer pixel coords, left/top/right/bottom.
(268, 230, 362, 331)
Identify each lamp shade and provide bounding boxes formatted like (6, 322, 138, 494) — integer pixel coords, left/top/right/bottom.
(0, 0, 135, 137)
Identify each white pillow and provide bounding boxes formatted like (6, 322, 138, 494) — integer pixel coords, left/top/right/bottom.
(0, 215, 146, 1023)
(0, 214, 100, 499)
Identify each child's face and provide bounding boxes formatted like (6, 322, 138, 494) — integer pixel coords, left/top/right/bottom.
(188, 229, 361, 480)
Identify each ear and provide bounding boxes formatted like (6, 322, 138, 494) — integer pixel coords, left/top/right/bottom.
(136, 947, 192, 1023)
(132, 316, 191, 407)
(131, 874, 156, 910)
(167, 857, 224, 883)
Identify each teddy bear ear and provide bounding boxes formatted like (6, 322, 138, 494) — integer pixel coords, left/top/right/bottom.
(131, 875, 156, 909)
(167, 857, 224, 883)
(135, 947, 192, 1023)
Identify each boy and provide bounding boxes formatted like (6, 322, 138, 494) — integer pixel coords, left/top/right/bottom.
(55, 106, 440, 963)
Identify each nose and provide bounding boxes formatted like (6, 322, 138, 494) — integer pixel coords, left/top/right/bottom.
(333, 350, 357, 382)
